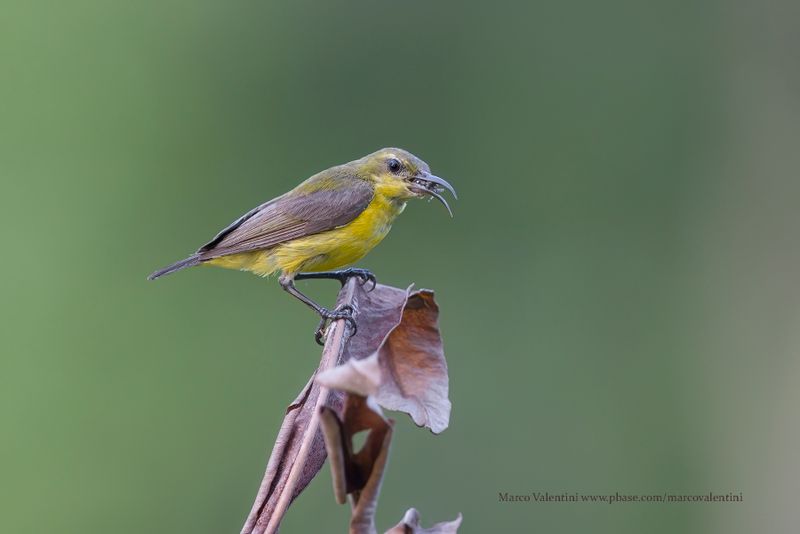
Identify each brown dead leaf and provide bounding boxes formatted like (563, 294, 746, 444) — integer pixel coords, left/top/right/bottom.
(317, 349, 461, 534)
(317, 353, 393, 534)
(374, 290, 450, 434)
(319, 392, 393, 534)
(342, 286, 452, 434)
(341, 283, 410, 360)
(316, 352, 382, 399)
(385, 508, 463, 534)
(317, 353, 385, 507)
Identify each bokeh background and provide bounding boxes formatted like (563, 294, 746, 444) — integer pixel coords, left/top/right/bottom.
(2, 0, 799, 532)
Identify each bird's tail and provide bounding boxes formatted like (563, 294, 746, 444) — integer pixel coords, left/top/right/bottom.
(147, 255, 202, 280)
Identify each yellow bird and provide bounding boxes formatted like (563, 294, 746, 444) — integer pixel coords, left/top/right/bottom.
(148, 148, 456, 342)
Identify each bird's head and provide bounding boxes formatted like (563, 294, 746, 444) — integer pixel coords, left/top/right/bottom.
(354, 148, 457, 216)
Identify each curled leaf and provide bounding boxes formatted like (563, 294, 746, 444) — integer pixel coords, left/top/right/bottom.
(373, 290, 450, 434)
(320, 392, 393, 534)
(385, 508, 463, 534)
(341, 285, 452, 434)
(317, 352, 382, 398)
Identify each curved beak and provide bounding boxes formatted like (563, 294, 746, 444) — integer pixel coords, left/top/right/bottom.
(409, 173, 458, 217)
(424, 174, 458, 200)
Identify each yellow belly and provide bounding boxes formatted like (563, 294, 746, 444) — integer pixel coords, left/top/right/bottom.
(206, 183, 407, 277)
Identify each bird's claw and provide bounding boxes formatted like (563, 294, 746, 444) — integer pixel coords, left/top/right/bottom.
(314, 304, 358, 345)
(360, 272, 377, 292)
(339, 268, 376, 291)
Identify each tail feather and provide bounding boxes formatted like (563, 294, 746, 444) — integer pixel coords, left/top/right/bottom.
(147, 255, 202, 280)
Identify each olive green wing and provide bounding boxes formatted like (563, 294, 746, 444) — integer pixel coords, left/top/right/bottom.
(196, 176, 374, 260)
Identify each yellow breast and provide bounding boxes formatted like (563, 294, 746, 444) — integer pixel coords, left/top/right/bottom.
(208, 180, 409, 277)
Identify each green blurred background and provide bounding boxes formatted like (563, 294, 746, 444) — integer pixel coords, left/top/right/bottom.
(2, 0, 799, 532)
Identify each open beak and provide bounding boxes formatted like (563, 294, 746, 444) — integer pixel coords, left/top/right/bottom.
(409, 173, 458, 217)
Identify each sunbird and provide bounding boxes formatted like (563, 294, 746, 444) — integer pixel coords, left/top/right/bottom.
(148, 148, 456, 342)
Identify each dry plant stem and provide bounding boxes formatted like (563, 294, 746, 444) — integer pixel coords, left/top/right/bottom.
(244, 278, 358, 534)
(264, 278, 357, 534)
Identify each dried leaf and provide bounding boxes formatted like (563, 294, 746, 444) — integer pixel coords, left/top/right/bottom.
(316, 352, 382, 398)
(317, 353, 385, 506)
(316, 284, 459, 533)
(341, 283, 411, 361)
(320, 393, 393, 534)
(341, 285, 452, 434)
(374, 291, 451, 434)
(385, 508, 463, 534)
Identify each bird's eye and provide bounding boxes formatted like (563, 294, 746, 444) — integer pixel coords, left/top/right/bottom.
(387, 158, 401, 173)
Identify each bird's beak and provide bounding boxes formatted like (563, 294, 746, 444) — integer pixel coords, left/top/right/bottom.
(409, 173, 458, 217)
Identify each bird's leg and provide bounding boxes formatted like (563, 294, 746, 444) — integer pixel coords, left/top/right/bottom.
(279, 274, 357, 345)
(294, 268, 377, 291)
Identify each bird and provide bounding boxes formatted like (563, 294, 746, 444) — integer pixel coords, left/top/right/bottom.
(148, 147, 456, 343)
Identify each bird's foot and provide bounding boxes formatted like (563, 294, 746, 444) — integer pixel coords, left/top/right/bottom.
(314, 304, 358, 346)
(295, 268, 377, 291)
(340, 268, 377, 291)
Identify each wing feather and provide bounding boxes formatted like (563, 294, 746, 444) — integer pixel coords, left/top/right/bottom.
(196, 176, 374, 260)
